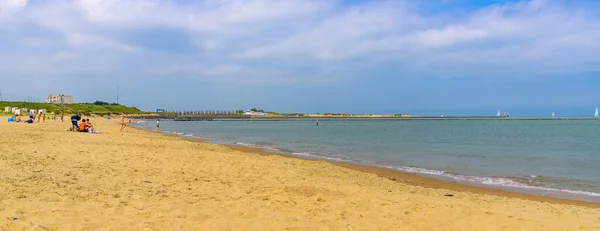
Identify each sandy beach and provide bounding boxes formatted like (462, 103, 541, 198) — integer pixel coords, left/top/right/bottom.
(1, 116, 599, 230)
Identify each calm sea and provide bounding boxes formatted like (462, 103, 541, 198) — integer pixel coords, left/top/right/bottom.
(133, 118, 600, 202)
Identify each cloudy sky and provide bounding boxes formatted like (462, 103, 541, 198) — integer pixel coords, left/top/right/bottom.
(1, 0, 600, 115)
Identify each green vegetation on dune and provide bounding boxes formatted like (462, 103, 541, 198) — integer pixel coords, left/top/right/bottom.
(0, 101, 144, 115)
(64, 104, 143, 114)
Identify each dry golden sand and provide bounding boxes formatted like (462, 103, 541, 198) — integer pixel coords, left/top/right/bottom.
(1, 116, 599, 230)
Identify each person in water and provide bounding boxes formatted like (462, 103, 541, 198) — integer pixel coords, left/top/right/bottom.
(156, 119, 160, 132)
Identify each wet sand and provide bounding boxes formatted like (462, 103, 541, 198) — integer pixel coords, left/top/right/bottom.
(1, 116, 599, 230)
(225, 145, 600, 208)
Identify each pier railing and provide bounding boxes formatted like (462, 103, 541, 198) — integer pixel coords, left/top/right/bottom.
(158, 110, 243, 116)
(129, 109, 248, 120)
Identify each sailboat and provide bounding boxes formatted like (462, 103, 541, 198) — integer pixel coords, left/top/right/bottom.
(595, 107, 599, 117)
(496, 109, 501, 117)
(552, 112, 555, 117)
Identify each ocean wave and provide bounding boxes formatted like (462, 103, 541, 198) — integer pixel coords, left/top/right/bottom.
(234, 142, 258, 147)
(291, 152, 352, 162)
(233, 142, 353, 162)
(379, 165, 600, 197)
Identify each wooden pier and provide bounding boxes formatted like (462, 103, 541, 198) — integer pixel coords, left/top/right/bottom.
(131, 109, 249, 121)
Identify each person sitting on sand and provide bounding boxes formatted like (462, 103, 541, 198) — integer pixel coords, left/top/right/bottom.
(15, 115, 21, 122)
(86, 119, 95, 132)
(78, 119, 89, 132)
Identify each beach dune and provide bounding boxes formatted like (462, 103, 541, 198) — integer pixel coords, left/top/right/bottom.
(1, 117, 599, 230)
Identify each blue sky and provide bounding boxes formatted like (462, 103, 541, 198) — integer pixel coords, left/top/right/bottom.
(1, 0, 600, 116)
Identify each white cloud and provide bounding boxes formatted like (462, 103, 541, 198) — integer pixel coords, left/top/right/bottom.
(0, 0, 27, 17)
(65, 32, 138, 52)
(1, 0, 600, 88)
(408, 25, 488, 47)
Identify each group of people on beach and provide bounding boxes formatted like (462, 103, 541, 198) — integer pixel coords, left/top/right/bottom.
(9, 111, 65, 124)
(8, 110, 129, 133)
(69, 112, 126, 133)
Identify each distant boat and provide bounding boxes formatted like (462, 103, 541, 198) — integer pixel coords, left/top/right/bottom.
(552, 112, 555, 117)
(595, 107, 599, 117)
(496, 109, 501, 117)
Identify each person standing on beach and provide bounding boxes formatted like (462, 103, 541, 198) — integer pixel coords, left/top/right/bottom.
(71, 113, 81, 132)
(156, 119, 160, 132)
(60, 111, 64, 122)
(120, 113, 127, 132)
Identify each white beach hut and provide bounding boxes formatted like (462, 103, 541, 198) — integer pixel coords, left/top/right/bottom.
(14, 109, 22, 115)
(30, 109, 37, 114)
(39, 109, 47, 114)
(11, 107, 18, 113)
(22, 108, 28, 112)
(4, 107, 11, 112)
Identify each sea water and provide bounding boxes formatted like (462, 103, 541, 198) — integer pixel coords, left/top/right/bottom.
(134, 118, 600, 202)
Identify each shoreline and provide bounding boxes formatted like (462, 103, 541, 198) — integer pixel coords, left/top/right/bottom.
(222, 143, 600, 208)
(131, 122, 600, 206)
(3, 116, 600, 230)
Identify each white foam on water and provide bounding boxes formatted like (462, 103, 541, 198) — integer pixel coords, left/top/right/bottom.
(234, 142, 260, 148)
(379, 165, 600, 198)
(291, 152, 352, 162)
